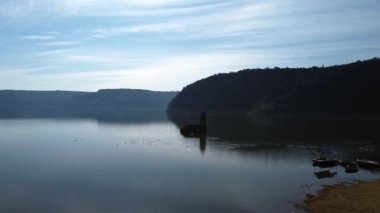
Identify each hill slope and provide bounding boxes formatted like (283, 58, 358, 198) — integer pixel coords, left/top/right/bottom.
(168, 58, 380, 116)
(0, 89, 178, 110)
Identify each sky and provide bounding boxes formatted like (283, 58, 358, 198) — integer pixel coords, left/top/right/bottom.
(0, 0, 379, 91)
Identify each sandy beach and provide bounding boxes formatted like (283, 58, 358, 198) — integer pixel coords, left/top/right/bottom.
(304, 180, 380, 213)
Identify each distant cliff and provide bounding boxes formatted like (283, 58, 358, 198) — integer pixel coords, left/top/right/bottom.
(0, 89, 178, 110)
(168, 58, 380, 116)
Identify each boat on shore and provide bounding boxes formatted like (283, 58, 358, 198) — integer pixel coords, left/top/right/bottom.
(313, 158, 338, 168)
(337, 159, 355, 167)
(312, 147, 337, 168)
(357, 159, 380, 169)
(345, 162, 359, 173)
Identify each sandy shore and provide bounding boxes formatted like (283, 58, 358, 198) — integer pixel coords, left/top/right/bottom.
(304, 180, 380, 213)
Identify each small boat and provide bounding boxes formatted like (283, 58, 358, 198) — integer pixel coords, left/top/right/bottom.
(313, 147, 337, 168)
(357, 159, 380, 169)
(313, 158, 338, 168)
(345, 162, 359, 173)
(338, 159, 356, 167)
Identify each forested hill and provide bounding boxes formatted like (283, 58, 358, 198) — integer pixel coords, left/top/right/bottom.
(168, 58, 380, 116)
(0, 89, 178, 110)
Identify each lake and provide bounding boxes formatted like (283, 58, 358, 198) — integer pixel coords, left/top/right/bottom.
(0, 109, 379, 212)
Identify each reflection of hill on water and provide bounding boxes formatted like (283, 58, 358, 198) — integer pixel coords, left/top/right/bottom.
(0, 106, 169, 124)
(168, 111, 380, 145)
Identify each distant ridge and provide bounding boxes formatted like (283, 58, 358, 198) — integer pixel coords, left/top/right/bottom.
(168, 58, 380, 117)
(0, 89, 178, 110)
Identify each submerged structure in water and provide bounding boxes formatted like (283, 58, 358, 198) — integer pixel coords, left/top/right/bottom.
(180, 111, 207, 136)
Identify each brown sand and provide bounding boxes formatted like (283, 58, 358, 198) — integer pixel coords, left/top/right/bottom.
(304, 180, 380, 213)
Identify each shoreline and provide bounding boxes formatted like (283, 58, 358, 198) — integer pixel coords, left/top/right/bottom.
(304, 180, 380, 213)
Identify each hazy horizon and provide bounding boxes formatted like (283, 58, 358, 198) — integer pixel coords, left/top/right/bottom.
(1, 0, 380, 91)
(0, 88, 179, 92)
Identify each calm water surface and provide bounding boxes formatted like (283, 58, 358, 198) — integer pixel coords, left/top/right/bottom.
(0, 110, 379, 212)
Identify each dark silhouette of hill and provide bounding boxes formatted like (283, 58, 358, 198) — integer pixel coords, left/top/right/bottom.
(68, 89, 178, 109)
(0, 89, 178, 110)
(168, 58, 380, 117)
(0, 90, 87, 107)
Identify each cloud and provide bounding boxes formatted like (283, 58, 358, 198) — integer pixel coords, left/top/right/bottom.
(85, 1, 277, 39)
(86, 0, 379, 41)
(33, 48, 147, 65)
(0, 51, 263, 91)
(20, 35, 56, 41)
(40, 41, 81, 47)
(1, 0, 380, 91)
(7, 1, 380, 41)
(0, 66, 54, 78)
(36, 51, 264, 90)
(33, 49, 74, 57)
(0, 0, 239, 18)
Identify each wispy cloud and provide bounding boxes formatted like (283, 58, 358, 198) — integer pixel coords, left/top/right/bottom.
(33, 48, 146, 65)
(0, 0, 241, 18)
(0, 66, 54, 78)
(19, 51, 263, 91)
(1, 0, 380, 90)
(40, 41, 81, 47)
(20, 35, 56, 41)
(86, 0, 380, 41)
(85, 2, 276, 40)
(33, 49, 74, 57)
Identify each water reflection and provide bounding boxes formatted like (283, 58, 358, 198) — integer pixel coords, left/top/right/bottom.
(0, 108, 379, 212)
(181, 134, 207, 154)
(0, 106, 168, 123)
(200, 136, 206, 153)
(169, 111, 380, 161)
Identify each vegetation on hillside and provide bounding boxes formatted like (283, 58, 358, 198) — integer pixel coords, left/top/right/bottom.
(168, 58, 380, 116)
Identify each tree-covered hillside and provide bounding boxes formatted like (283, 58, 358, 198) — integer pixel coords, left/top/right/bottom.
(168, 58, 380, 116)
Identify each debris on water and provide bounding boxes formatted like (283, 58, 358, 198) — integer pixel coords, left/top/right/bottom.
(300, 183, 318, 188)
